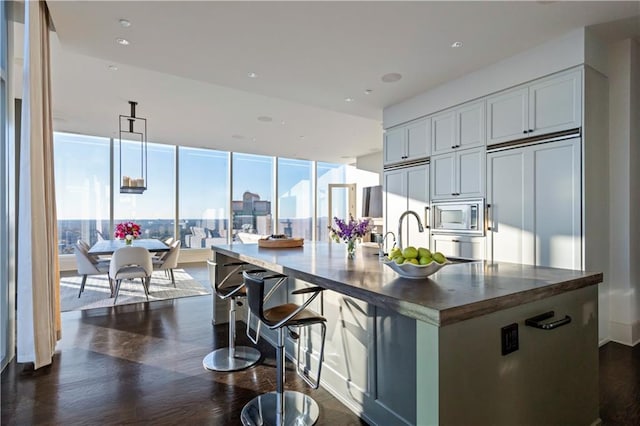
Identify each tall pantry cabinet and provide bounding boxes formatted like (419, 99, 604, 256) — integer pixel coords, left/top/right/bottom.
(486, 137, 582, 269)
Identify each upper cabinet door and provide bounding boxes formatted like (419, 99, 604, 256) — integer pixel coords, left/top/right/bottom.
(486, 87, 528, 146)
(528, 70, 582, 137)
(383, 127, 406, 165)
(457, 100, 485, 150)
(431, 109, 456, 155)
(430, 152, 456, 200)
(406, 118, 431, 161)
(457, 147, 485, 198)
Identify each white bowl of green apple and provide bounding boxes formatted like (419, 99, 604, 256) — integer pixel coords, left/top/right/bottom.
(382, 246, 450, 279)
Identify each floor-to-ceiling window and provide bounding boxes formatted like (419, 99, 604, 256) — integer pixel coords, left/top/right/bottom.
(277, 158, 313, 239)
(54, 133, 111, 253)
(232, 153, 274, 240)
(51, 130, 380, 263)
(178, 147, 229, 249)
(114, 141, 175, 240)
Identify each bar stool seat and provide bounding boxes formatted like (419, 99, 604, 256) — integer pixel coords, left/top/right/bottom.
(240, 270, 327, 426)
(203, 260, 262, 372)
(264, 304, 326, 326)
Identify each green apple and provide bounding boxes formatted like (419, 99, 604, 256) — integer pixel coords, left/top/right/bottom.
(419, 256, 432, 265)
(402, 246, 418, 259)
(418, 247, 432, 258)
(407, 258, 419, 265)
(389, 247, 401, 259)
(433, 252, 447, 264)
(394, 256, 406, 265)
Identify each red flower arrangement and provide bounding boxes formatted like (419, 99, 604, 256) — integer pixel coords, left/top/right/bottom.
(114, 221, 141, 240)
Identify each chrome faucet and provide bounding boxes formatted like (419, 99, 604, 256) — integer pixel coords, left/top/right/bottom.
(397, 210, 424, 251)
(378, 231, 396, 258)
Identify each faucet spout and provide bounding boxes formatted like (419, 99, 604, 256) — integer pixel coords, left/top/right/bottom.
(397, 210, 424, 251)
(378, 231, 396, 258)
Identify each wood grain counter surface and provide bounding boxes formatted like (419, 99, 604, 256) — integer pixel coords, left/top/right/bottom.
(211, 242, 602, 327)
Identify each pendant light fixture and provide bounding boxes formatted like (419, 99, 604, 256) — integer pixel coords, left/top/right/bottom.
(119, 100, 147, 194)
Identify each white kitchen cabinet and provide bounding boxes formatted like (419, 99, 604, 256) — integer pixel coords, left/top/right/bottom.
(384, 164, 429, 249)
(486, 137, 581, 269)
(431, 234, 485, 260)
(431, 146, 485, 200)
(383, 118, 430, 166)
(487, 69, 581, 145)
(432, 100, 485, 155)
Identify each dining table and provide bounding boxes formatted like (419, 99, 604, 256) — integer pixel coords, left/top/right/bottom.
(88, 238, 170, 255)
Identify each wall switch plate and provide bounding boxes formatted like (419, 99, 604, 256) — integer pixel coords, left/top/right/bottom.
(501, 323, 519, 355)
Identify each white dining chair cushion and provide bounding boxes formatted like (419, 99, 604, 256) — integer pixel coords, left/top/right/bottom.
(109, 246, 153, 279)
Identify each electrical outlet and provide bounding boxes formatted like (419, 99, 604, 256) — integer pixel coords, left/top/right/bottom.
(501, 323, 519, 355)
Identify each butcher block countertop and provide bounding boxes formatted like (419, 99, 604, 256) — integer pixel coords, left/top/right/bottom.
(211, 242, 602, 327)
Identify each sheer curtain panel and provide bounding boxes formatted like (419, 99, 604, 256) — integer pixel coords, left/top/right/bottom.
(16, 0, 60, 369)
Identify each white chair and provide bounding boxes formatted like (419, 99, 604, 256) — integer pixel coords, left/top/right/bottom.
(74, 242, 110, 298)
(152, 240, 181, 286)
(109, 246, 153, 305)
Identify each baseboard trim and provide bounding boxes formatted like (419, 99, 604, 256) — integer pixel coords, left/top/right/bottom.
(609, 320, 640, 346)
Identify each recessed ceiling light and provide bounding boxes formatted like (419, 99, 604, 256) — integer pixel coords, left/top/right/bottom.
(280, 120, 286, 125)
(108, 65, 118, 71)
(119, 19, 131, 28)
(344, 97, 354, 102)
(252, 137, 257, 142)
(232, 134, 245, 140)
(247, 72, 258, 78)
(451, 41, 464, 48)
(364, 89, 373, 95)
(299, 136, 305, 139)
(381, 73, 402, 83)
(116, 38, 130, 46)
(257, 116, 273, 122)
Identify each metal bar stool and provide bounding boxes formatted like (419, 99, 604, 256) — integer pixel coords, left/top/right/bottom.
(203, 260, 263, 372)
(241, 270, 327, 426)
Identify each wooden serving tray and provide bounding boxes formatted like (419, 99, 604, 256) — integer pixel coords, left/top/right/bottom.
(258, 237, 304, 248)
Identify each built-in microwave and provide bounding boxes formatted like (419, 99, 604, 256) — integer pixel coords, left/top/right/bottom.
(432, 198, 485, 235)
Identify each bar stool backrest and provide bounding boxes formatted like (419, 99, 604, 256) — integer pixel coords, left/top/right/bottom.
(242, 272, 266, 323)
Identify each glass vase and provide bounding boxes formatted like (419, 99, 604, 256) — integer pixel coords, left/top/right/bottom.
(125, 237, 133, 245)
(346, 238, 356, 259)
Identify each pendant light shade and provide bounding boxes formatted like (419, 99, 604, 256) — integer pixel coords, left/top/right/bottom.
(119, 101, 148, 194)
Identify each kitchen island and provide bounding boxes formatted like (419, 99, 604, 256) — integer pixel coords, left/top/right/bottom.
(211, 242, 602, 426)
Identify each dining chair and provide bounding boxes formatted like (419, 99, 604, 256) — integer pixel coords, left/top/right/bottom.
(74, 242, 110, 298)
(109, 246, 153, 305)
(152, 240, 181, 286)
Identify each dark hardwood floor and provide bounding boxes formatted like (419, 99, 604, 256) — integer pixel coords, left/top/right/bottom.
(599, 341, 640, 425)
(1, 263, 639, 425)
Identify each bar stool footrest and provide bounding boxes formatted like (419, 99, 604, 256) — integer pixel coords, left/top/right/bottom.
(240, 390, 319, 426)
(203, 346, 261, 372)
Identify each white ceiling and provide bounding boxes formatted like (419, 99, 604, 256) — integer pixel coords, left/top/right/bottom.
(42, 1, 639, 163)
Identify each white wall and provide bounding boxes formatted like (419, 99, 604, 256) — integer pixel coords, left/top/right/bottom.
(607, 38, 640, 346)
(356, 151, 383, 185)
(631, 39, 640, 346)
(384, 28, 587, 129)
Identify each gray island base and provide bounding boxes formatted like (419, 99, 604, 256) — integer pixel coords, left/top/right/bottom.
(211, 242, 602, 426)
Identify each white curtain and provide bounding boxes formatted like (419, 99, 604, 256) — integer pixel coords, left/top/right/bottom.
(16, 0, 60, 369)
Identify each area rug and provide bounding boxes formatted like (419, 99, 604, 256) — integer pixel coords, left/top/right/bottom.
(60, 269, 211, 312)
